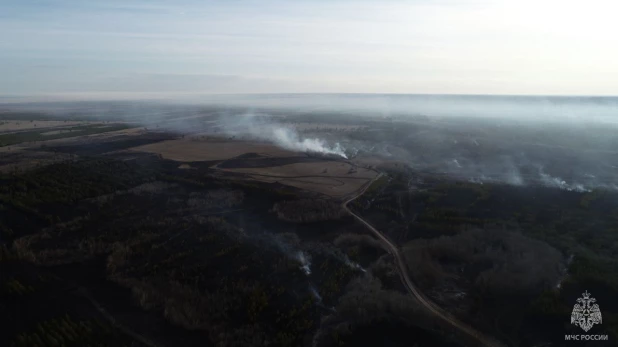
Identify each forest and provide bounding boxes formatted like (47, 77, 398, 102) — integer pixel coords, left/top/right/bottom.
(1, 155, 466, 347)
(350, 170, 618, 346)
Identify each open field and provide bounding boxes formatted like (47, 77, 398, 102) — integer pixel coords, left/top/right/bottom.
(0, 123, 134, 148)
(0, 126, 167, 172)
(222, 161, 375, 179)
(128, 138, 296, 161)
(125, 135, 377, 197)
(220, 160, 378, 197)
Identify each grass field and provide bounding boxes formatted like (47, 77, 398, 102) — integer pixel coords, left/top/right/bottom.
(0, 124, 132, 147)
(221, 161, 378, 197)
(128, 138, 295, 161)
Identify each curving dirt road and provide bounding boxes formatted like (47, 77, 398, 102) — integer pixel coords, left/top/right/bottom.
(342, 173, 503, 347)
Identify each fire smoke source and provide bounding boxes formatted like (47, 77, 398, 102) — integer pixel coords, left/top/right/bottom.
(256, 232, 314, 276)
(296, 251, 312, 275)
(538, 168, 590, 192)
(309, 284, 323, 303)
(271, 127, 347, 158)
(342, 254, 366, 273)
(219, 112, 348, 158)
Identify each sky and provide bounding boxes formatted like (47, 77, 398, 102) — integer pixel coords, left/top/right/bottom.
(1, 0, 617, 97)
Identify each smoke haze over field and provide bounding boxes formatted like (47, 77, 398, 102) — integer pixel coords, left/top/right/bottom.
(2, 94, 618, 191)
(5, 94, 618, 125)
(205, 94, 618, 126)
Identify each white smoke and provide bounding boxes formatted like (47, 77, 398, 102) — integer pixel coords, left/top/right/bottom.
(253, 232, 314, 276)
(506, 169, 524, 186)
(341, 254, 366, 273)
(306, 242, 366, 273)
(271, 127, 347, 158)
(539, 169, 591, 192)
(444, 156, 524, 187)
(218, 111, 347, 158)
(308, 283, 336, 314)
(296, 251, 312, 275)
(309, 284, 322, 303)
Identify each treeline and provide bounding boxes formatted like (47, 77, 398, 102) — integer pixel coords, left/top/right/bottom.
(9, 316, 133, 347)
(2, 154, 402, 347)
(403, 228, 567, 344)
(404, 228, 564, 296)
(0, 158, 153, 206)
(313, 274, 464, 347)
(357, 168, 618, 344)
(0, 158, 155, 240)
(7, 168, 329, 347)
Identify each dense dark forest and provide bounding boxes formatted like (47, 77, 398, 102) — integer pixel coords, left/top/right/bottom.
(350, 170, 618, 345)
(1, 155, 466, 347)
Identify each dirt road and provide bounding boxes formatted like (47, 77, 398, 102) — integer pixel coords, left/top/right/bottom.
(342, 173, 503, 347)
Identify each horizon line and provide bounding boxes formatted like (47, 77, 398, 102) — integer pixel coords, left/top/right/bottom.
(2, 92, 618, 103)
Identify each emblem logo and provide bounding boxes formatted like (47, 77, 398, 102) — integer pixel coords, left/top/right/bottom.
(571, 291, 602, 332)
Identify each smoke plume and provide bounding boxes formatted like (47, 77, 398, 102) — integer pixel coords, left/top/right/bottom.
(218, 111, 348, 158)
(296, 251, 312, 275)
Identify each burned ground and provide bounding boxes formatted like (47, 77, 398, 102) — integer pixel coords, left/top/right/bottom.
(217, 155, 330, 169)
(0, 154, 460, 347)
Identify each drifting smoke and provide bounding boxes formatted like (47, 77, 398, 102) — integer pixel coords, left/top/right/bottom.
(271, 127, 347, 158)
(259, 233, 366, 276)
(266, 232, 313, 275)
(296, 251, 312, 275)
(308, 283, 336, 313)
(241, 230, 315, 276)
(218, 111, 348, 158)
(204, 94, 618, 127)
(461, 157, 524, 186)
(342, 254, 366, 273)
(556, 254, 575, 290)
(306, 242, 366, 273)
(309, 284, 323, 303)
(4, 96, 617, 192)
(539, 169, 590, 192)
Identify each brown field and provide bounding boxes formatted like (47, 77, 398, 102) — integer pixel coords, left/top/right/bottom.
(1, 126, 144, 152)
(126, 136, 377, 197)
(1, 123, 377, 197)
(129, 138, 295, 161)
(223, 161, 375, 178)
(221, 161, 378, 197)
(0, 127, 147, 172)
(254, 175, 371, 197)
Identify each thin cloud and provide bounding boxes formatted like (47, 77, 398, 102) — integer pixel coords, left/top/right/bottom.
(1, 0, 617, 95)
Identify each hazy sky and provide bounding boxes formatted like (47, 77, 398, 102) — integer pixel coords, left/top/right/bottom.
(2, 0, 617, 97)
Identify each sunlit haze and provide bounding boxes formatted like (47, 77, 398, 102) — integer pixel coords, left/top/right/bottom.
(2, 0, 617, 98)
